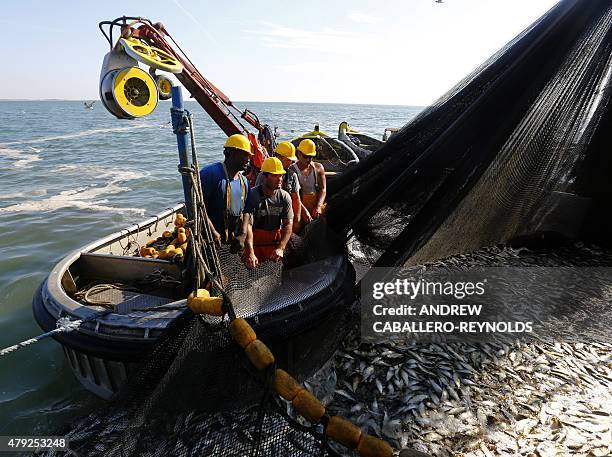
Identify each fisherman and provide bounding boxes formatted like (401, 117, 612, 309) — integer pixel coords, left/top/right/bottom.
(243, 157, 293, 268)
(199, 134, 252, 246)
(255, 141, 301, 228)
(291, 139, 326, 228)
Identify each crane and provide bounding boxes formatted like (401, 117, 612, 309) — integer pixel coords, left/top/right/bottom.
(98, 17, 268, 140)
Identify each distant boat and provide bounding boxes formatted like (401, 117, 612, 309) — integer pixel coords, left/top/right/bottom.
(84, 101, 96, 110)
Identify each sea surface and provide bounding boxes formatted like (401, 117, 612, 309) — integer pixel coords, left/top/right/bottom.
(0, 100, 421, 436)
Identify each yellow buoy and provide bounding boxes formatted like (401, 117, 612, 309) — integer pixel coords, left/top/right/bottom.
(245, 340, 275, 371)
(292, 389, 325, 424)
(326, 416, 362, 449)
(274, 369, 301, 401)
(229, 319, 257, 348)
(187, 289, 223, 316)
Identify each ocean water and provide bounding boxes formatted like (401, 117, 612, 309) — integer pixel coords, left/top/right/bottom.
(0, 100, 421, 435)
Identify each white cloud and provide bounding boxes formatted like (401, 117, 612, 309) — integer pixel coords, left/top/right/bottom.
(346, 11, 382, 24)
(242, 22, 371, 55)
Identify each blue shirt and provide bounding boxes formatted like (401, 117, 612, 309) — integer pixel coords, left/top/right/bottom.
(199, 162, 251, 236)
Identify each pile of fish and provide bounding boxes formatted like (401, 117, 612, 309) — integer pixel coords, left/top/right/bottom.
(312, 243, 612, 456)
(319, 330, 611, 456)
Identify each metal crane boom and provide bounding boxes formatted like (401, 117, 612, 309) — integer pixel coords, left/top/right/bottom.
(102, 17, 264, 136)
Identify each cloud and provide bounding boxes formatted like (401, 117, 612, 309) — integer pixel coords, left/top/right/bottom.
(346, 11, 382, 24)
(242, 22, 373, 55)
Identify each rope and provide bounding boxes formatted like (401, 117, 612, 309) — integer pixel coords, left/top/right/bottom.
(0, 309, 112, 357)
(1, 273, 183, 358)
(164, 30, 251, 134)
(173, 110, 224, 292)
(250, 365, 275, 457)
(258, 125, 277, 155)
(77, 283, 140, 308)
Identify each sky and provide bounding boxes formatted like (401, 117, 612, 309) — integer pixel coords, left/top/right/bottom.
(0, 0, 559, 106)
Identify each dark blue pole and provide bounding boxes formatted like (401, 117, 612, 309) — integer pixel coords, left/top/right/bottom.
(170, 86, 193, 220)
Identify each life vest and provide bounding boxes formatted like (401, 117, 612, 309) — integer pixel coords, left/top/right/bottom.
(251, 186, 286, 261)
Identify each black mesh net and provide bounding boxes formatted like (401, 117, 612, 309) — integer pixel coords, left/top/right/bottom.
(327, 0, 612, 269)
(40, 1, 612, 455)
(42, 223, 358, 457)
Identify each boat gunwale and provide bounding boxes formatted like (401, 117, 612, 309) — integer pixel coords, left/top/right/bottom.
(37, 203, 354, 344)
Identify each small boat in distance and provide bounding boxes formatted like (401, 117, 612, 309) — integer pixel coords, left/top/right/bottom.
(84, 101, 96, 110)
(290, 122, 393, 177)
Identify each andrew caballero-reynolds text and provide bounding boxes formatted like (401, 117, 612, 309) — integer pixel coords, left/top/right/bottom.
(368, 278, 533, 334)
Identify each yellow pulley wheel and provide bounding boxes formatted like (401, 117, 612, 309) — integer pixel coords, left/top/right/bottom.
(120, 37, 183, 74)
(113, 67, 158, 117)
(155, 74, 173, 100)
(100, 66, 158, 118)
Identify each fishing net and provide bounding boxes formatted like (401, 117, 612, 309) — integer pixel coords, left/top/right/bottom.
(327, 0, 612, 269)
(40, 223, 358, 457)
(40, 0, 612, 455)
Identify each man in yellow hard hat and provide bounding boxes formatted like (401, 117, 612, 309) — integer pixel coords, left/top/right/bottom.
(243, 157, 294, 267)
(290, 139, 326, 229)
(255, 141, 301, 228)
(200, 134, 253, 245)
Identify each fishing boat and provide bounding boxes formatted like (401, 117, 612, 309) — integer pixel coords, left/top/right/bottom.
(337, 121, 385, 157)
(33, 203, 355, 399)
(290, 124, 360, 174)
(32, 17, 378, 400)
(290, 122, 391, 177)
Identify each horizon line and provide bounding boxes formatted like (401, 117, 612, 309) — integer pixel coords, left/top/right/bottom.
(0, 98, 425, 108)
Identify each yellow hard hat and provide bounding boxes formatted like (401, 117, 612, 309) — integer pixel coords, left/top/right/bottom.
(297, 139, 316, 156)
(260, 157, 286, 175)
(274, 141, 297, 160)
(224, 134, 253, 155)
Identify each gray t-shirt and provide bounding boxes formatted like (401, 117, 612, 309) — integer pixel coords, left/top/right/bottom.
(247, 186, 294, 231)
(255, 169, 301, 195)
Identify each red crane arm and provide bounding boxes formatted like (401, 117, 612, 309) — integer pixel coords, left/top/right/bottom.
(131, 23, 262, 137)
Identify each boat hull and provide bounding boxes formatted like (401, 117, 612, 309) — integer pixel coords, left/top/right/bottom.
(33, 205, 356, 403)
